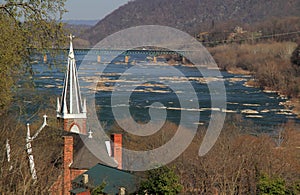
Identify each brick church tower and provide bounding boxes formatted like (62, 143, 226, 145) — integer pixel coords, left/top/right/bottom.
(57, 35, 87, 134)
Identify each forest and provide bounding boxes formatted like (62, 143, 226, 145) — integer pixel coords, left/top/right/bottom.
(83, 0, 300, 46)
(1, 112, 300, 194)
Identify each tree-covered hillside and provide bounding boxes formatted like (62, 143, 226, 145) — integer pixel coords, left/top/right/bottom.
(83, 0, 300, 45)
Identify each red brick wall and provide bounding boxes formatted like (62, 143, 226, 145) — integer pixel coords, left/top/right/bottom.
(51, 169, 88, 195)
(51, 137, 87, 195)
(63, 119, 87, 135)
(71, 169, 87, 181)
(111, 134, 122, 169)
(63, 136, 73, 195)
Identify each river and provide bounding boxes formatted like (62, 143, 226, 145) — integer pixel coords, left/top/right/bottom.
(15, 52, 300, 133)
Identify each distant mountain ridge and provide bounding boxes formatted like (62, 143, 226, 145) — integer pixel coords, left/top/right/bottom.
(83, 0, 300, 45)
(63, 20, 99, 26)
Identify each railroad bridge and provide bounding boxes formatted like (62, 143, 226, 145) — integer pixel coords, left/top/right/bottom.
(41, 48, 191, 64)
(72, 48, 189, 56)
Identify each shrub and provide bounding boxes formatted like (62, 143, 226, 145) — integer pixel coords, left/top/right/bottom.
(138, 166, 183, 194)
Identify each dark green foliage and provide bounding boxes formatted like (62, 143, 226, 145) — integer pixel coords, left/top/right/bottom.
(258, 174, 300, 195)
(138, 166, 183, 195)
(91, 182, 106, 195)
(291, 44, 300, 67)
(258, 174, 287, 195)
(0, 14, 24, 111)
(289, 182, 300, 194)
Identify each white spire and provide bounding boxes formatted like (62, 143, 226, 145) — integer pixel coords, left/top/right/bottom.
(26, 123, 37, 181)
(26, 123, 31, 141)
(68, 34, 75, 59)
(57, 34, 86, 119)
(56, 97, 61, 113)
(25, 115, 48, 181)
(83, 98, 87, 113)
(6, 139, 13, 171)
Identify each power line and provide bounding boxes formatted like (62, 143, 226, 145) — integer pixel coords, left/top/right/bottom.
(200, 30, 300, 45)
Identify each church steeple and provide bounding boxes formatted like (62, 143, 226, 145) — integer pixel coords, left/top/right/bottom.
(57, 35, 87, 134)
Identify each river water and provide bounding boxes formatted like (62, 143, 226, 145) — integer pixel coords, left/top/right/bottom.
(15, 52, 300, 133)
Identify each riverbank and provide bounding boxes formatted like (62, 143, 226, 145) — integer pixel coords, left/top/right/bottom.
(281, 98, 300, 118)
(226, 67, 252, 75)
(242, 76, 300, 118)
(209, 41, 300, 119)
(230, 72, 300, 120)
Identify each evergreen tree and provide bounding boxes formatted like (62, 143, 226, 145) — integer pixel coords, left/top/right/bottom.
(258, 173, 286, 195)
(138, 166, 183, 195)
(291, 43, 300, 67)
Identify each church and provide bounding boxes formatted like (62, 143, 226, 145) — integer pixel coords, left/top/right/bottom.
(49, 35, 137, 195)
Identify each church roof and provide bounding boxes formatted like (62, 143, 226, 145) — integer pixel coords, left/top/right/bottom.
(72, 135, 110, 170)
(71, 163, 138, 194)
(63, 132, 117, 170)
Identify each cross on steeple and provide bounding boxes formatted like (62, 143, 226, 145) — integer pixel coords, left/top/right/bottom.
(88, 129, 93, 139)
(57, 34, 87, 134)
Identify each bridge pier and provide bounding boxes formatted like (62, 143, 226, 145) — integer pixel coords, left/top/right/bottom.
(125, 55, 130, 63)
(43, 54, 47, 63)
(153, 56, 157, 63)
(182, 56, 186, 64)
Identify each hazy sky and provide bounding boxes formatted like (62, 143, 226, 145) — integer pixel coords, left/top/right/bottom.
(64, 0, 131, 20)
